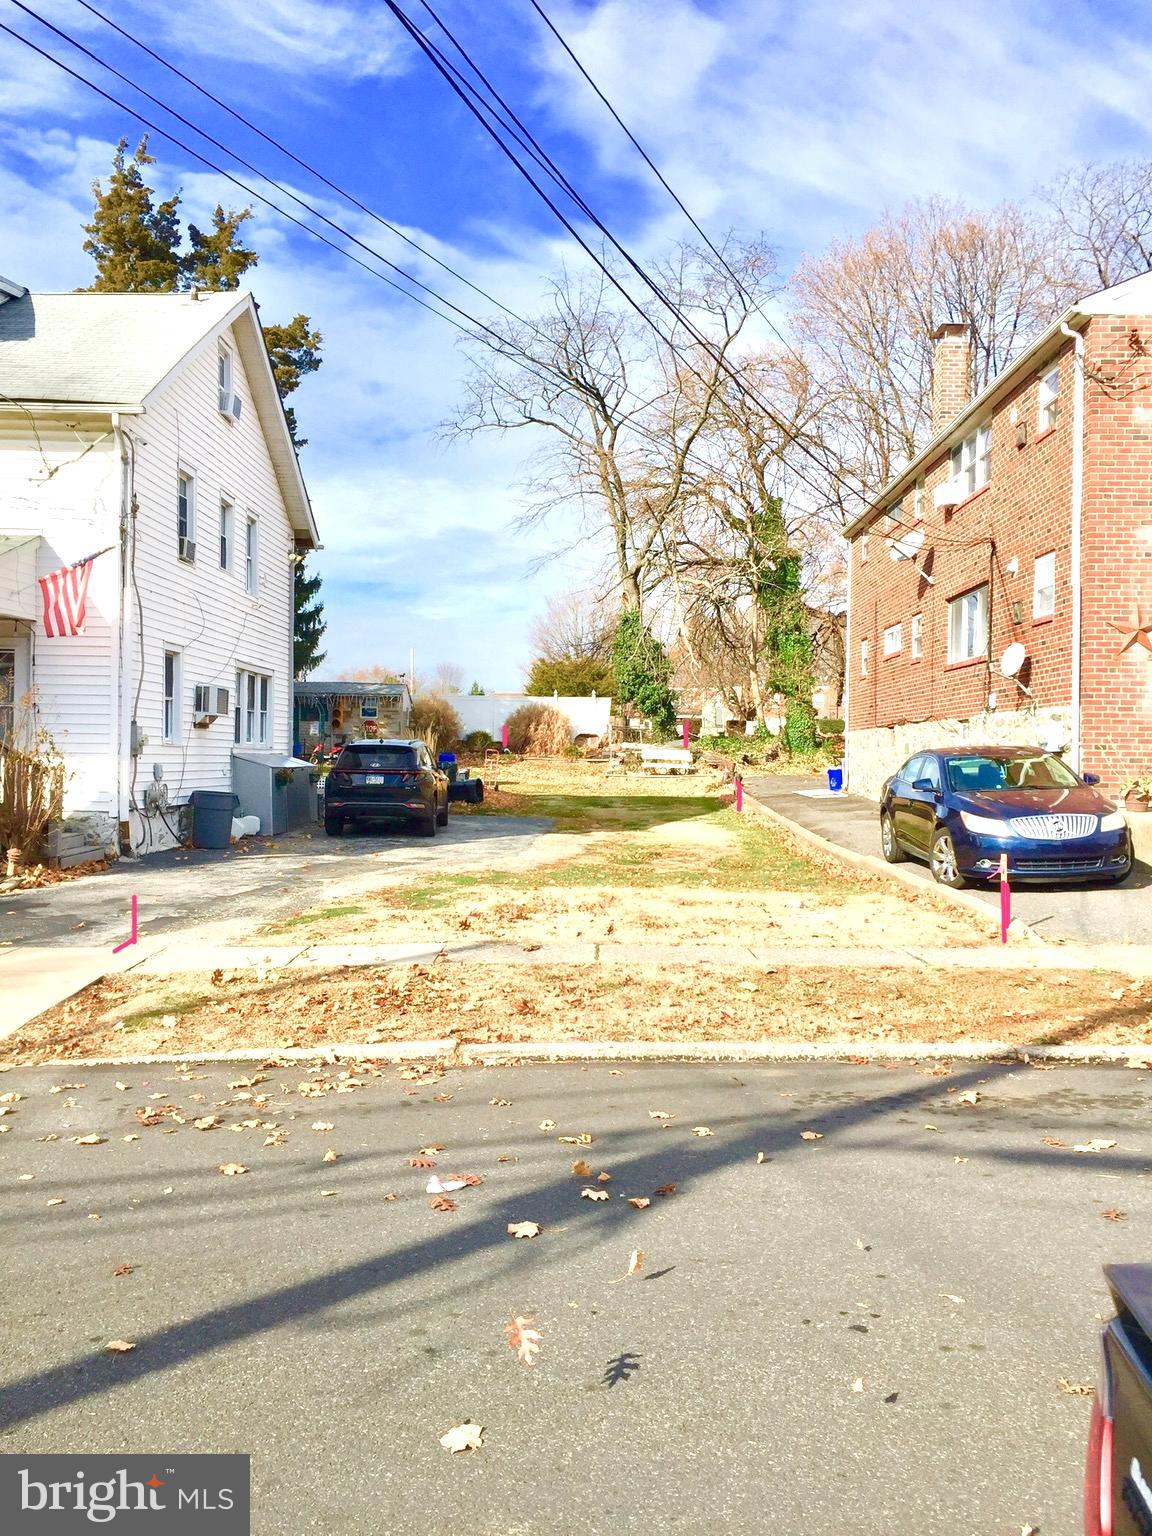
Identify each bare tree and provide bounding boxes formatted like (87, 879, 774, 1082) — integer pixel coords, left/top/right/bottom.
(530, 588, 616, 662)
(345, 664, 402, 683)
(429, 662, 466, 696)
(1040, 160, 1152, 290)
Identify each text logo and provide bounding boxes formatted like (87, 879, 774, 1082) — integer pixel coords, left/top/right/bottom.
(0, 1455, 250, 1532)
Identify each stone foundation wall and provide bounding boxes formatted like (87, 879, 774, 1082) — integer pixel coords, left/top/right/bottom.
(845, 704, 1075, 802)
(128, 804, 189, 857)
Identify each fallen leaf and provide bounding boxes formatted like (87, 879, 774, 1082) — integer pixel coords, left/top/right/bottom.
(507, 1221, 542, 1239)
(609, 1069, 624, 1076)
(539, 1120, 556, 1131)
(439, 1423, 483, 1454)
(218, 1163, 248, 1176)
(122, 1134, 139, 1143)
(489, 1097, 512, 1106)
(924, 1124, 940, 1132)
(581, 1187, 609, 1202)
(1103, 1208, 1128, 1222)
(597, 1171, 612, 1183)
(800, 1130, 823, 1141)
(627, 1197, 651, 1210)
(692, 1126, 714, 1137)
(1074, 1139, 1117, 1153)
(505, 1314, 542, 1366)
(433, 1093, 454, 1103)
(408, 1156, 436, 1168)
(429, 1196, 457, 1212)
(756, 1152, 768, 1164)
(72, 1135, 105, 1146)
(648, 1111, 673, 1121)
(46, 1198, 66, 1207)
(1058, 1377, 1094, 1395)
(558, 1133, 593, 1145)
(320, 1189, 337, 1198)
(193, 1116, 220, 1130)
(943, 1294, 965, 1305)
(571, 1159, 593, 1177)
(449, 1173, 482, 1187)
(497, 1154, 517, 1164)
(957, 1090, 980, 1107)
(114, 1082, 129, 1092)
(418, 1144, 446, 1155)
(654, 1184, 677, 1197)
(104, 1340, 136, 1354)
(311, 1121, 334, 1133)
(850, 1377, 864, 1393)
(1042, 1137, 1068, 1147)
(954, 1156, 969, 1164)
(322, 1149, 339, 1164)
(626, 1248, 644, 1277)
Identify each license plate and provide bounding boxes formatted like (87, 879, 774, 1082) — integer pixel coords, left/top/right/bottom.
(364, 774, 386, 785)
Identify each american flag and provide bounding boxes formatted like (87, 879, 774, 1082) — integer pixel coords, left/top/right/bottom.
(38, 555, 96, 638)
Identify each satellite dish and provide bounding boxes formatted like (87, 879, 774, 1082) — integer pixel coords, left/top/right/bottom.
(887, 527, 925, 561)
(999, 642, 1027, 677)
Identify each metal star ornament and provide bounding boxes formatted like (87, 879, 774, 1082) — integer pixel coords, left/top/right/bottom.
(1107, 608, 1152, 656)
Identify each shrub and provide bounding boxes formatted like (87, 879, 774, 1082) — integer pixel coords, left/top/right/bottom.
(463, 730, 494, 753)
(817, 718, 845, 736)
(504, 703, 571, 755)
(409, 695, 463, 756)
(0, 694, 65, 874)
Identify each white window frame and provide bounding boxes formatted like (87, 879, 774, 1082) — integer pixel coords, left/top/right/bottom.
(245, 516, 258, 595)
(1037, 367, 1059, 433)
(177, 470, 196, 558)
(219, 500, 233, 571)
(1033, 551, 1056, 619)
(882, 623, 902, 657)
(860, 638, 869, 677)
(950, 424, 991, 497)
(0, 645, 15, 743)
(913, 480, 924, 521)
(163, 649, 180, 742)
(218, 344, 234, 417)
(860, 533, 869, 563)
(947, 584, 989, 664)
(910, 612, 923, 660)
(886, 501, 902, 534)
(234, 668, 272, 745)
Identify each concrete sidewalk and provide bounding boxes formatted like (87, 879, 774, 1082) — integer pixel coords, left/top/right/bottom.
(743, 771, 1152, 946)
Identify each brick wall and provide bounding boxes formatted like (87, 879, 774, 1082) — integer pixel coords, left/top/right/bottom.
(1080, 318, 1152, 784)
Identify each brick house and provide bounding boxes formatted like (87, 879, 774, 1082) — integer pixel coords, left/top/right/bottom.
(844, 271, 1152, 800)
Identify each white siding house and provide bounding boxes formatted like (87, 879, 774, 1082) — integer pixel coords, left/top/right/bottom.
(0, 280, 319, 856)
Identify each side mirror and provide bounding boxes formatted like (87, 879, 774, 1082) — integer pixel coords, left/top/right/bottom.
(1082, 772, 1100, 785)
(912, 777, 937, 793)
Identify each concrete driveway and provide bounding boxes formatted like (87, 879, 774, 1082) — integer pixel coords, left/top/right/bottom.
(746, 774, 1152, 945)
(1, 1059, 1145, 1535)
(0, 815, 556, 952)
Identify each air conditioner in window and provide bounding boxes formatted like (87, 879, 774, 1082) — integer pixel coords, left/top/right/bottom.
(178, 535, 196, 563)
(933, 479, 964, 510)
(218, 387, 232, 415)
(192, 683, 217, 727)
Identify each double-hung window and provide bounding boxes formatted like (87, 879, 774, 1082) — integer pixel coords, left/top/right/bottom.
(220, 501, 233, 571)
(1033, 551, 1056, 619)
(947, 585, 989, 663)
(860, 638, 869, 677)
(1037, 367, 1059, 433)
(163, 650, 179, 741)
(234, 669, 271, 745)
(245, 516, 258, 595)
(950, 425, 991, 497)
(177, 472, 195, 561)
(882, 623, 902, 657)
(910, 613, 923, 660)
(218, 345, 234, 416)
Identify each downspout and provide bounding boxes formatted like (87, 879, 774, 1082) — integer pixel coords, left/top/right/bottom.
(1059, 321, 1084, 771)
(111, 413, 130, 854)
(843, 541, 853, 788)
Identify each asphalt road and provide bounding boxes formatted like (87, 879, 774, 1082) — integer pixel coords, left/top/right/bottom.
(745, 773, 1152, 945)
(0, 816, 556, 951)
(2, 1059, 1149, 1535)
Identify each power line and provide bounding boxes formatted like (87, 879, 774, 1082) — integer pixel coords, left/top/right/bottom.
(66, 0, 521, 323)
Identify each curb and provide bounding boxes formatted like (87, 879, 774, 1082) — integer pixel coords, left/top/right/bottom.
(19, 1040, 1152, 1069)
(742, 790, 1045, 943)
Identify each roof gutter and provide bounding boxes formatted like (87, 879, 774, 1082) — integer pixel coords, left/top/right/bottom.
(1059, 320, 1085, 772)
(844, 306, 1089, 539)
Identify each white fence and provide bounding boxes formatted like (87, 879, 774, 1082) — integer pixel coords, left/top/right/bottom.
(448, 693, 612, 743)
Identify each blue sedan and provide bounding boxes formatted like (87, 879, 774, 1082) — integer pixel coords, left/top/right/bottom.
(879, 746, 1132, 888)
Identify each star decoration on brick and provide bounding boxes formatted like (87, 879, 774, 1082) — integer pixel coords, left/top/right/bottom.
(1107, 608, 1152, 656)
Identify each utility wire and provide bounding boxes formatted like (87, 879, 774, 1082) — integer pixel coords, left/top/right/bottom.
(66, 0, 522, 322)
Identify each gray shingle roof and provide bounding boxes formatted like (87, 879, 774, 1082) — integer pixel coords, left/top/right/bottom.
(0, 290, 241, 404)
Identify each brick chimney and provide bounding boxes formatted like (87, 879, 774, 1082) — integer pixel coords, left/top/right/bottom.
(930, 322, 972, 434)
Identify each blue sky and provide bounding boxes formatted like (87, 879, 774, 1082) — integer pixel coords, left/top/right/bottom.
(3, 0, 1152, 686)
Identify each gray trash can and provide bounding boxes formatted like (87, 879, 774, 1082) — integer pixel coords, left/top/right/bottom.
(188, 790, 238, 849)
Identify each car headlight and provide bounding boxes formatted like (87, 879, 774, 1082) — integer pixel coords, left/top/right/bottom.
(1100, 810, 1127, 832)
(959, 811, 1014, 837)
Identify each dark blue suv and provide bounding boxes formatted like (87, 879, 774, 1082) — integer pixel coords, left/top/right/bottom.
(879, 745, 1132, 888)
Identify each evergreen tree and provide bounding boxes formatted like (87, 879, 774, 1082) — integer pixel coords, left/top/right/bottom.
(756, 499, 817, 754)
(526, 656, 614, 697)
(468, 680, 485, 695)
(82, 138, 181, 292)
(293, 558, 327, 679)
(611, 609, 677, 739)
(182, 205, 258, 290)
(264, 315, 324, 449)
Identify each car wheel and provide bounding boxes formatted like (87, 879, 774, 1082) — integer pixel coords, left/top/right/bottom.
(471, 779, 484, 803)
(419, 806, 437, 838)
(324, 817, 344, 838)
(437, 797, 449, 827)
(880, 810, 906, 863)
(929, 829, 967, 888)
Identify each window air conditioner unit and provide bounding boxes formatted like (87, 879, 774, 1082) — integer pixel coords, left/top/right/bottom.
(933, 479, 964, 510)
(178, 535, 196, 562)
(218, 387, 231, 415)
(192, 683, 217, 727)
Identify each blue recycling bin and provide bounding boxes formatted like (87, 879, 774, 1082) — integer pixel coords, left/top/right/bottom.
(437, 751, 458, 784)
(827, 766, 843, 793)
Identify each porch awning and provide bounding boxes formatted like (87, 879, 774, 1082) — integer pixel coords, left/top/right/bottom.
(0, 534, 40, 622)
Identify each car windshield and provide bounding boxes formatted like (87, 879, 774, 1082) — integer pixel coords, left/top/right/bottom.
(336, 746, 418, 771)
(944, 752, 1081, 792)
